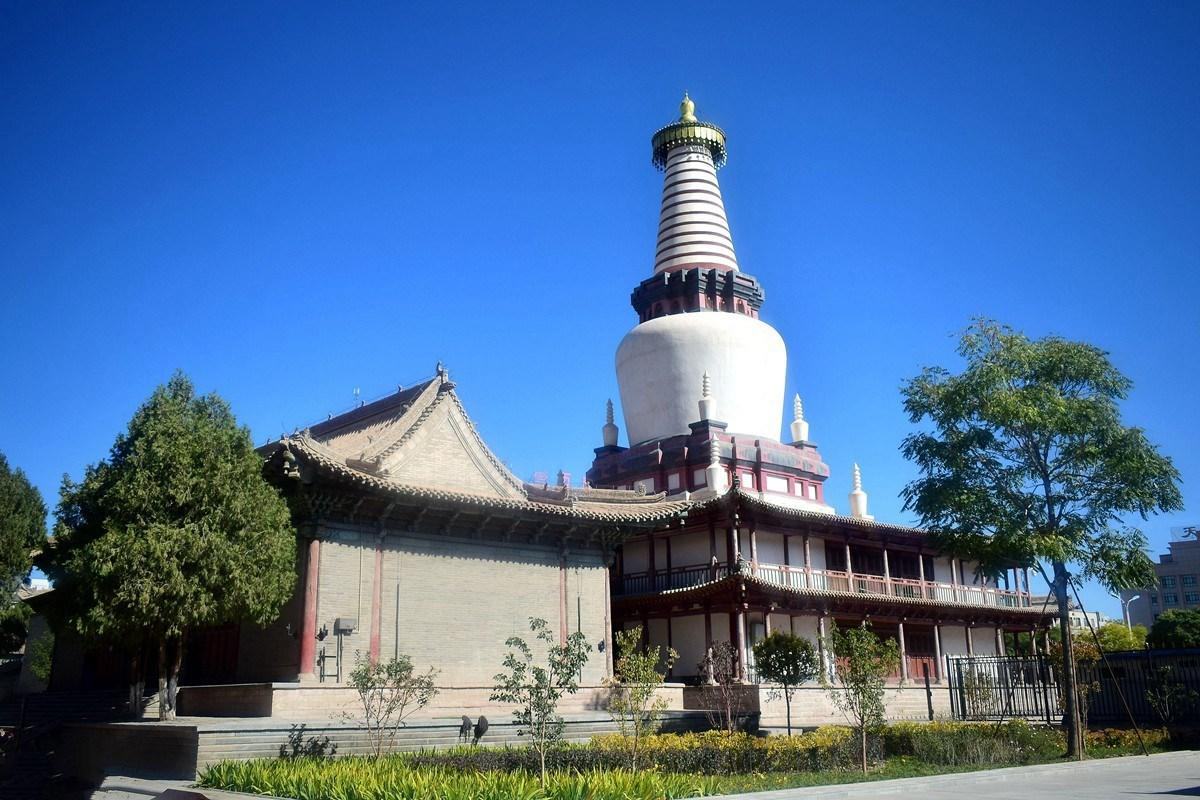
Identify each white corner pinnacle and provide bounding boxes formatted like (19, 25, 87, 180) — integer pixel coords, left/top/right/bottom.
(849, 462, 873, 520)
(602, 399, 619, 447)
(698, 371, 717, 422)
(789, 393, 809, 443)
(705, 435, 728, 493)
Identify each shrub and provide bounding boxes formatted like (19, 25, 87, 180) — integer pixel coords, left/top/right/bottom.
(881, 720, 1060, 766)
(823, 623, 900, 772)
(605, 625, 677, 770)
(346, 652, 439, 757)
(199, 758, 723, 800)
(491, 617, 591, 786)
(408, 729, 869, 775)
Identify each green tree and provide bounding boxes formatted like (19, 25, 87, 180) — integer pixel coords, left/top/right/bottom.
(605, 625, 677, 770)
(1147, 609, 1200, 649)
(822, 623, 900, 773)
(900, 320, 1182, 758)
(752, 632, 819, 736)
(345, 652, 439, 757)
(1092, 622, 1146, 652)
(491, 617, 591, 786)
(0, 452, 47, 648)
(44, 373, 296, 719)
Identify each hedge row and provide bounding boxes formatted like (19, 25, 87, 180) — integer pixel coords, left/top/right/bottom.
(404, 721, 1172, 774)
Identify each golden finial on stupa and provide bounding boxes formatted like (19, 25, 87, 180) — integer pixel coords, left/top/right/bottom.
(680, 92, 697, 122)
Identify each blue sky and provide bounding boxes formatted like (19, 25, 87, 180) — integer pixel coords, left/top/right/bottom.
(2, 2, 1197, 618)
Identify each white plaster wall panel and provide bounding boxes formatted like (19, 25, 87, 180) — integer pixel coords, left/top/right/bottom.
(648, 618, 670, 654)
(616, 312, 787, 444)
(709, 612, 731, 646)
(672, 614, 707, 678)
(654, 538, 668, 570)
(765, 475, 789, 494)
(755, 531, 785, 565)
(672, 531, 710, 566)
(807, 538, 827, 571)
(623, 539, 649, 573)
(973, 626, 999, 656)
(768, 613, 791, 637)
(933, 557, 954, 584)
(790, 614, 820, 646)
(940, 625, 968, 658)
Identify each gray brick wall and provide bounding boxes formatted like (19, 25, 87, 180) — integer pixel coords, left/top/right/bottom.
(315, 526, 610, 687)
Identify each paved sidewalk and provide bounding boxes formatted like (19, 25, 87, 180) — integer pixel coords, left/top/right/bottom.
(720, 751, 1200, 799)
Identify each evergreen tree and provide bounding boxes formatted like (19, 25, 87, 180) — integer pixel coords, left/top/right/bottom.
(45, 372, 295, 719)
(0, 452, 46, 650)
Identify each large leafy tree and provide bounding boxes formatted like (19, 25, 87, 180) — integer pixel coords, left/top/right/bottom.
(0, 452, 47, 649)
(1147, 609, 1200, 649)
(900, 320, 1182, 758)
(44, 373, 295, 719)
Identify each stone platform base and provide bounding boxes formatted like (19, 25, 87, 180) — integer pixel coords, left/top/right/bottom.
(58, 710, 716, 785)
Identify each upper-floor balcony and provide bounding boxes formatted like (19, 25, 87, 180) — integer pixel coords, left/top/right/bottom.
(614, 561, 1032, 609)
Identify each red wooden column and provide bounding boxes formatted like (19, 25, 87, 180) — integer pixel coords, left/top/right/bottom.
(897, 620, 909, 681)
(298, 536, 321, 681)
(735, 604, 748, 682)
(749, 524, 758, 573)
(369, 534, 385, 664)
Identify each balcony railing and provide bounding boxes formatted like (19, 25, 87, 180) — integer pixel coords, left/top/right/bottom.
(614, 562, 1031, 608)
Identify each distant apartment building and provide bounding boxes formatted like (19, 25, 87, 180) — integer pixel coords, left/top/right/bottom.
(1121, 528, 1200, 628)
(1030, 595, 1112, 632)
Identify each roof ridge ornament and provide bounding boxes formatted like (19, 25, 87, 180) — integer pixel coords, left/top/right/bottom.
(680, 91, 696, 122)
(698, 371, 717, 421)
(790, 393, 810, 444)
(849, 462, 873, 521)
(602, 399, 619, 448)
(651, 93, 727, 170)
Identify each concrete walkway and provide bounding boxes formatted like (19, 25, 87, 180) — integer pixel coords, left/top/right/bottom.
(720, 751, 1199, 799)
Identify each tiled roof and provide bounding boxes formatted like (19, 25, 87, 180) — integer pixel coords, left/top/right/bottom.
(284, 434, 693, 523)
(731, 488, 928, 538)
(269, 371, 693, 525)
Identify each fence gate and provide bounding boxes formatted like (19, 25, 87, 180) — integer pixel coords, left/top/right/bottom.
(947, 654, 1058, 723)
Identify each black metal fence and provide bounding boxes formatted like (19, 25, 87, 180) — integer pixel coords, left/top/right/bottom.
(947, 648, 1200, 726)
(947, 654, 1058, 723)
(1078, 648, 1200, 724)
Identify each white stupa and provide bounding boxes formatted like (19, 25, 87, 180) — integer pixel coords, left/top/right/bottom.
(615, 94, 787, 446)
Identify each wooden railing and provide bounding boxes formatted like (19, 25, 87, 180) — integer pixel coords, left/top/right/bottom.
(614, 562, 1031, 608)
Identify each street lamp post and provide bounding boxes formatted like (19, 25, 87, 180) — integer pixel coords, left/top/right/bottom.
(1121, 594, 1142, 631)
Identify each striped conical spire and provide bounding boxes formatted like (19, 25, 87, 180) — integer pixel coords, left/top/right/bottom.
(651, 94, 738, 274)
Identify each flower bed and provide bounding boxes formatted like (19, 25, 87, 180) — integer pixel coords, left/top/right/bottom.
(197, 722, 1178, 800)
